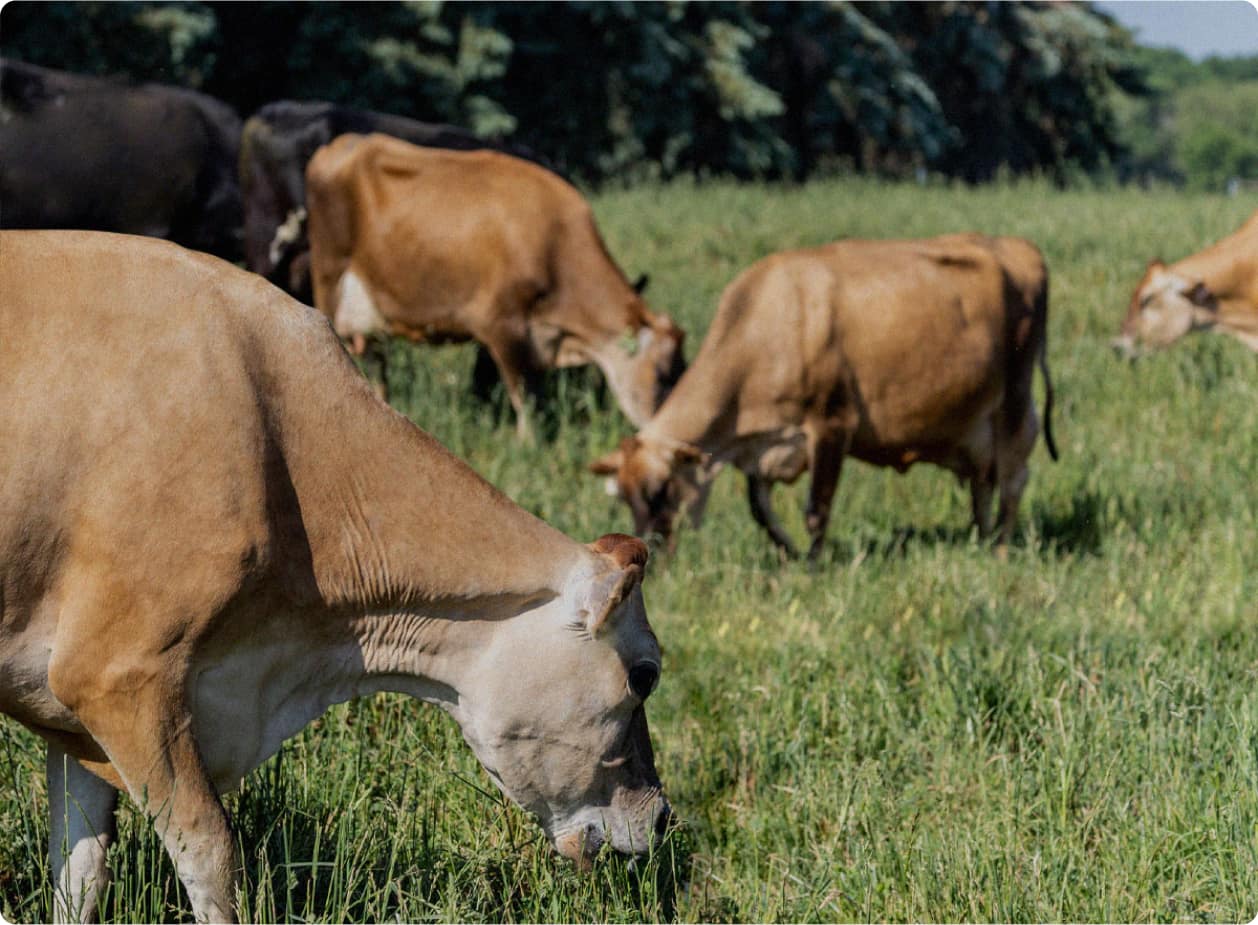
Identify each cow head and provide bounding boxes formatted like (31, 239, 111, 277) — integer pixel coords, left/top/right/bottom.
(590, 436, 708, 548)
(452, 533, 670, 866)
(1113, 260, 1218, 359)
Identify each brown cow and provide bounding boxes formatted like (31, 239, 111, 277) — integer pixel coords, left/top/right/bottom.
(591, 234, 1058, 558)
(239, 99, 559, 303)
(306, 133, 685, 434)
(0, 231, 669, 922)
(1114, 208, 1258, 357)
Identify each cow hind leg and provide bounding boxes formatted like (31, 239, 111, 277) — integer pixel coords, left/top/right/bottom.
(482, 332, 538, 441)
(746, 475, 798, 559)
(48, 746, 118, 924)
(470, 345, 502, 403)
(970, 465, 996, 539)
(804, 431, 847, 561)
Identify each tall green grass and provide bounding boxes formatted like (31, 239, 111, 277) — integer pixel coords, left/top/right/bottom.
(2, 179, 1255, 922)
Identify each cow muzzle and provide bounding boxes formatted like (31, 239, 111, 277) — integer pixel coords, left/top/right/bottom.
(1110, 333, 1141, 361)
(553, 824, 605, 871)
(551, 796, 672, 870)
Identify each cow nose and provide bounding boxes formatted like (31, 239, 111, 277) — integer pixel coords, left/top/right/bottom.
(1110, 334, 1139, 361)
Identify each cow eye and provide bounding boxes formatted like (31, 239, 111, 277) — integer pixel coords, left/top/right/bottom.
(628, 663, 660, 700)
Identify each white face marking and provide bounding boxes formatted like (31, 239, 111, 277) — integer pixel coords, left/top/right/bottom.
(1131, 269, 1199, 348)
(268, 206, 307, 266)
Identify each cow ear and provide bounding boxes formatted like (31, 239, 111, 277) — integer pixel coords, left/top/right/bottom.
(585, 534, 648, 635)
(590, 532, 649, 569)
(668, 443, 706, 467)
(1187, 281, 1213, 307)
(632, 273, 650, 295)
(589, 448, 625, 476)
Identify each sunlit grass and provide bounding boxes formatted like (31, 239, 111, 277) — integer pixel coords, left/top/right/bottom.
(2, 178, 1256, 921)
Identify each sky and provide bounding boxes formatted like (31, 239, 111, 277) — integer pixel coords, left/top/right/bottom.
(1094, 1, 1258, 59)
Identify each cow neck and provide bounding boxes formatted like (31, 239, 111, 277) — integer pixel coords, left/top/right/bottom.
(1173, 215, 1258, 303)
(1171, 219, 1258, 350)
(1215, 300, 1258, 350)
(584, 315, 655, 426)
(548, 221, 659, 426)
(544, 210, 642, 346)
(279, 384, 585, 650)
(639, 331, 739, 455)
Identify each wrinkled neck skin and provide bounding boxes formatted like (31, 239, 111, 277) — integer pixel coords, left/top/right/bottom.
(340, 584, 590, 831)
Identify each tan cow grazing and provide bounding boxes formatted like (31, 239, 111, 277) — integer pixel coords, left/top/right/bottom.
(1115, 209, 1258, 357)
(591, 234, 1058, 558)
(306, 133, 686, 435)
(0, 231, 670, 923)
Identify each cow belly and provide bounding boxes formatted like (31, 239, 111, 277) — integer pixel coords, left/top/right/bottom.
(852, 410, 995, 477)
(332, 270, 388, 340)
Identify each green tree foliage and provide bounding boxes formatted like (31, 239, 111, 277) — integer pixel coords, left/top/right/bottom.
(1111, 46, 1258, 189)
(880, 2, 1149, 181)
(1173, 81, 1258, 191)
(2, 0, 1233, 187)
(0, 1, 218, 87)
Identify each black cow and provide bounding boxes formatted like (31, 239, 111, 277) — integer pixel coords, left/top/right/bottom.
(0, 59, 243, 261)
(240, 100, 557, 303)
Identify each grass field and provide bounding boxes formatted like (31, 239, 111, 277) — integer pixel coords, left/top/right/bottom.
(2, 179, 1256, 923)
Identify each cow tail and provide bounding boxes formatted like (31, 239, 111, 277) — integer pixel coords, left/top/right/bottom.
(1036, 281, 1059, 462)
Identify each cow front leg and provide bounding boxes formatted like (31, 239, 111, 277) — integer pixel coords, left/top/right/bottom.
(805, 430, 847, 561)
(48, 746, 118, 924)
(482, 333, 536, 441)
(471, 344, 502, 403)
(50, 664, 239, 923)
(746, 474, 798, 559)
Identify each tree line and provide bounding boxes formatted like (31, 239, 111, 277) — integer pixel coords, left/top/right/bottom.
(2, 1, 1254, 189)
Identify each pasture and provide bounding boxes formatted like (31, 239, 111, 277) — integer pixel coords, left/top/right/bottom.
(2, 178, 1256, 922)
